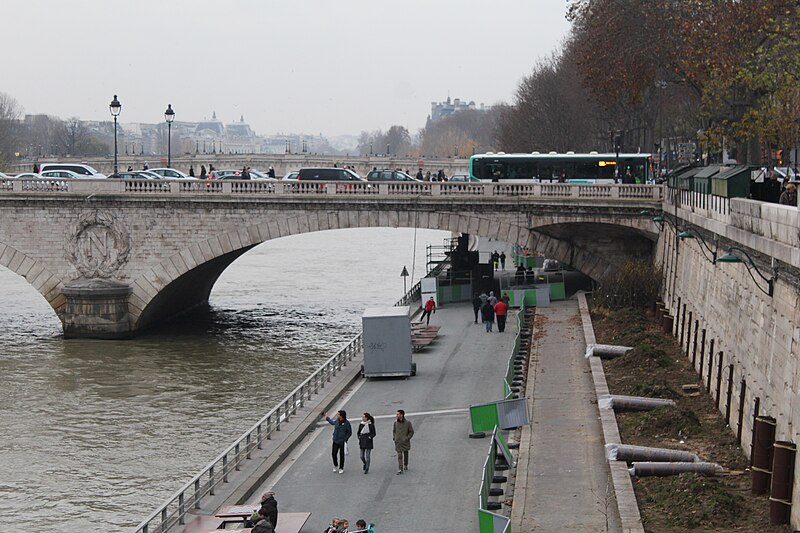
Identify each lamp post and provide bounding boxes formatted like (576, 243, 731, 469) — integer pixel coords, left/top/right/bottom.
(109, 95, 122, 176)
(164, 104, 175, 168)
(677, 228, 719, 263)
(717, 247, 776, 297)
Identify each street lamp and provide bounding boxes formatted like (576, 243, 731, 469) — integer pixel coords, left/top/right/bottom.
(109, 94, 122, 176)
(164, 104, 175, 168)
(677, 228, 719, 263)
(717, 247, 776, 297)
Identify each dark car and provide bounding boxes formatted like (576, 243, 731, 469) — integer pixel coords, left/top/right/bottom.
(365, 170, 421, 182)
(297, 168, 364, 181)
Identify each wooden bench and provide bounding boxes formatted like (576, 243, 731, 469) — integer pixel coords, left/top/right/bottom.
(276, 512, 312, 533)
(182, 515, 225, 533)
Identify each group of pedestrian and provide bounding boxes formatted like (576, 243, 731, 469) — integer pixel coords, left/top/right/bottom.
(324, 517, 370, 532)
(756, 171, 798, 206)
(322, 409, 414, 476)
(415, 168, 447, 182)
(491, 250, 506, 270)
(473, 291, 510, 332)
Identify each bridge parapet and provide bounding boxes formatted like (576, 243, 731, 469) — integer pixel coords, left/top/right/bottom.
(0, 178, 664, 201)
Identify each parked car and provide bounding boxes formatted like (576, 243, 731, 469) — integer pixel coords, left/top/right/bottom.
(14, 172, 42, 179)
(110, 171, 158, 180)
(40, 169, 85, 180)
(137, 170, 165, 180)
(365, 170, 421, 182)
(0, 171, 11, 180)
(148, 168, 196, 180)
(297, 168, 364, 181)
(282, 171, 299, 181)
(38, 163, 106, 178)
(448, 174, 479, 183)
(248, 169, 277, 181)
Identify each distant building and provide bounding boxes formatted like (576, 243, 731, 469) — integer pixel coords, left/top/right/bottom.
(429, 96, 492, 123)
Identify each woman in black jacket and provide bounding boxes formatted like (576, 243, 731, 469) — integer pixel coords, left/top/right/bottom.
(357, 413, 376, 474)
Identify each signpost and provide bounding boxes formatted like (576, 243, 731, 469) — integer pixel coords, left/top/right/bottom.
(400, 265, 409, 294)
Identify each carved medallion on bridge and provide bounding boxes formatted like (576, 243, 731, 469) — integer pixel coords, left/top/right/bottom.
(66, 211, 131, 278)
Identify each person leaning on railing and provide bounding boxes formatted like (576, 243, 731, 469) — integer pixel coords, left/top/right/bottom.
(779, 183, 797, 207)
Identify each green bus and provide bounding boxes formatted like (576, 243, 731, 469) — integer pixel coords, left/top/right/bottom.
(469, 152, 653, 184)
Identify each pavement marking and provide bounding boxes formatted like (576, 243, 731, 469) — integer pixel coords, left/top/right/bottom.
(373, 407, 468, 419)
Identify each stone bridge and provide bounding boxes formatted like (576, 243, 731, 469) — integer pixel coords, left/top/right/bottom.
(0, 179, 663, 338)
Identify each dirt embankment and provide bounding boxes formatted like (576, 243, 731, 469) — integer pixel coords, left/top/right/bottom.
(590, 305, 792, 533)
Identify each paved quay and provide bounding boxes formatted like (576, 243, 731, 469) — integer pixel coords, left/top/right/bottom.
(243, 302, 517, 532)
(512, 298, 622, 532)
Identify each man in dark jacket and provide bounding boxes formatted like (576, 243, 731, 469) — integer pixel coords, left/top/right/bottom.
(323, 410, 352, 473)
(481, 300, 495, 332)
(258, 491, 278, 528)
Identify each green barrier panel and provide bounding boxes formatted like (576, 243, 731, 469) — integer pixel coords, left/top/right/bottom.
(549, 282, 566, 300)
(452, 284, 462, 300)
(470, 403, 499, 432)
(478, 510, 496, 532)
(523, 289, 537, 306)
(495, 429, 513, 466)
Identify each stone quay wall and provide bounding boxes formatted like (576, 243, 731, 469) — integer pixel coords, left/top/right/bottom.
(658, 196, 800, 527)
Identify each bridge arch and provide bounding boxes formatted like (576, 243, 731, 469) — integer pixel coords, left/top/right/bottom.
(0, 242, 66, 316)
(130, 209, 655, 330)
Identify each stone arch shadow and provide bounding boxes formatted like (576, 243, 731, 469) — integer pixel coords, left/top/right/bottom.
(130, 209, 653, 332)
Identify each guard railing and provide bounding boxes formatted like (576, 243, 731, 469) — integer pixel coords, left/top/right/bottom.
(132, 333, 363, 533)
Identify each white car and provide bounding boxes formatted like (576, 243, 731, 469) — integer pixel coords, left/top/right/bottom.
(148, 168, 198, 180)
(249, 169, 277, 181)
(38, 163, 106, 179)
(281, 171, 299, 181)
(15, 172, 42, 179)
(0, 171, 10, 180)
(41, 169, 86, 180)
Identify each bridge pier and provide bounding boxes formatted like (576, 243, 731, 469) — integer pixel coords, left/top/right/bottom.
(62, 280, 133, 339)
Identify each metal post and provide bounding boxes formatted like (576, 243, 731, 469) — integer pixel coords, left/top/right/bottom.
(113, 116, 118, 175)
(715, 351, 724, 408)
(725, 364, 734, 425)
(167, 121, 172, 168)
(737, 378, 747, 444)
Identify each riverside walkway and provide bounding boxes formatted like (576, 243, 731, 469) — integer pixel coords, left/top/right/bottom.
(243, 302, 517, 531)
(167, 298, 627, 532)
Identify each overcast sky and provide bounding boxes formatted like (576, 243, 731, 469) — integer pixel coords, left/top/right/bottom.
(4, 0, 571, 137)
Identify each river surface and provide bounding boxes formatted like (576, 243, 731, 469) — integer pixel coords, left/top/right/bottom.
(0, 227, 447, 532)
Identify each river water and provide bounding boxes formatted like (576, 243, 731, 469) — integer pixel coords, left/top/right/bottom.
(0, 228, 447, 532)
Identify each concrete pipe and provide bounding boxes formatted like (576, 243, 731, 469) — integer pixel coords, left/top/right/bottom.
(584, 343, 633, 359)
(769, 440, 796, 524)
(752, 416, 777, 495)
(628, 461, 722, 477)
(606, 443, 700, 463)
(598, 395, 676, 411)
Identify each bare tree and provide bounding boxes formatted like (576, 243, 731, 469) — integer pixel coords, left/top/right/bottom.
(0, 92, 23, 167)
(58, 117, 87, 156)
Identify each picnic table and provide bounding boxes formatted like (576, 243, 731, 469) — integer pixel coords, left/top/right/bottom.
(211, 508, 311, 533)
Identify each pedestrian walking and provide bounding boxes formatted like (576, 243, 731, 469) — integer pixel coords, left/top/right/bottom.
(393, 409, 414, 474)
(126, 165, 133, 172)
(420, 296, 436, 325)
(143, 161, 149, 170)
(499, 252, 506, 270)
(494, 296, 509, 333)
(189, 165, 195, 177)
(323, 410, 352, 473)
(416, 168, 423, 180)
(491, 251, 499, 269)
(479, 291, 489, 306)
(200, 165, 207, 179)
(481, 300, 495, 332)
(488, 291, 498, 306)
(268, 166, 275, 179)
(357, 412, 376, 474)
(472, 292, 482, 324)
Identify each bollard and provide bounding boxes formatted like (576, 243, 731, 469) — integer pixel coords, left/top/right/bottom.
(769, 441, 796, 525)
(752, 415, 777, 495)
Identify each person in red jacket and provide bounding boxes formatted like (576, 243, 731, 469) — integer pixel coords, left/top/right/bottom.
(420, 297, 436, 325)
(494, 296, 509, 332)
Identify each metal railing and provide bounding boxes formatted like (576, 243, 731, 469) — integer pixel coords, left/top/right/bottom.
(132, 334, 363, 533)
(1, 178, 665, 200)
(503, 308, 525, 399)
(478, 428, 512, 533)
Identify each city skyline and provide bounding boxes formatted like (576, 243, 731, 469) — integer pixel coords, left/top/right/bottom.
(4, 0, 570, 136)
